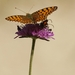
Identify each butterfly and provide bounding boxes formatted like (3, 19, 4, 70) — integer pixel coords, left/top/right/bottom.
(40, 19, 48, 28)
(17, 19, 48, 31)
(5, 6, 58, 24)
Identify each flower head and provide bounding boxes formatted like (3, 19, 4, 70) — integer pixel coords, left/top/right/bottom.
(15, 20, 54, 41)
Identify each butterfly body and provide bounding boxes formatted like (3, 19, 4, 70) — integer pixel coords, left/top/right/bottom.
(5, 6, 58, 24)
(26, 13, 34, 21)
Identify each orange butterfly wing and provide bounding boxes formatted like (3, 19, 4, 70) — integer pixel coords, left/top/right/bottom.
(32, 6, 58, 23)
(5, 15, 33, 24)
(5, 6, 58, 24)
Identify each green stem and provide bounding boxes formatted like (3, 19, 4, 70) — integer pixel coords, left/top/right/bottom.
(29, 38, 36, 75)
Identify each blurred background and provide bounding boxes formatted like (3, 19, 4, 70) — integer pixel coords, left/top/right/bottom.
(0, 0, 75, 75)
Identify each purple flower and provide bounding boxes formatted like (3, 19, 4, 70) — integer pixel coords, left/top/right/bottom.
(15, 20, 54, 41)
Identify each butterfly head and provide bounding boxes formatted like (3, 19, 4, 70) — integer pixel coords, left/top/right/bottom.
(26, 13, 34, 21)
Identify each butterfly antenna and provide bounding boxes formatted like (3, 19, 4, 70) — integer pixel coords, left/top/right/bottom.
(28, 5, 34, 12)
(15, 7, 27, 14)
